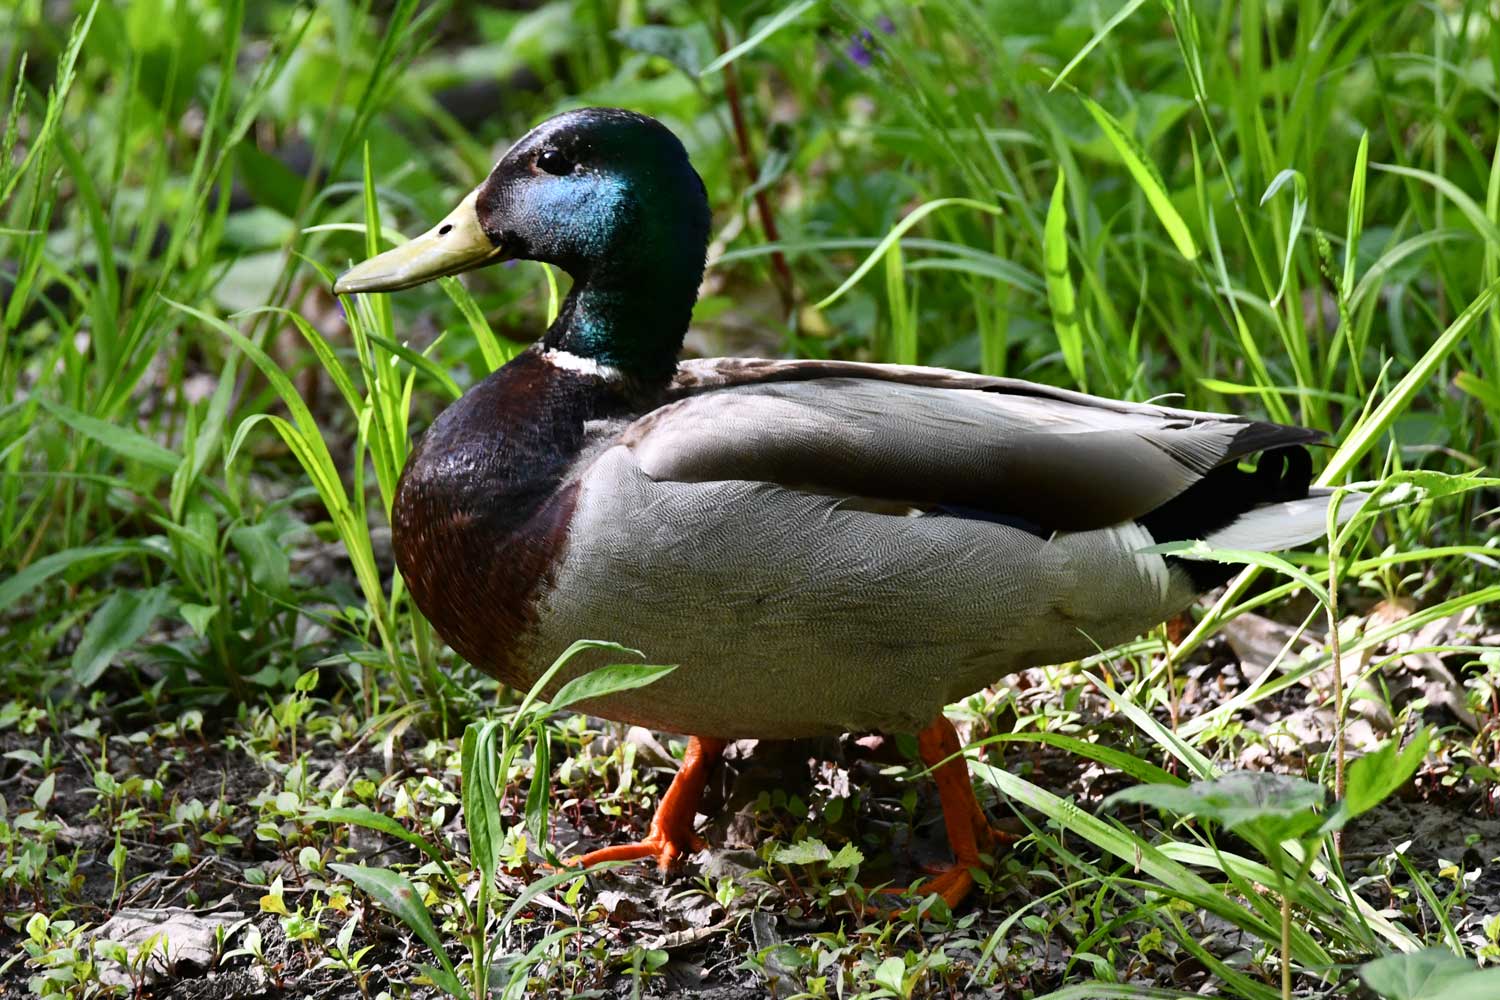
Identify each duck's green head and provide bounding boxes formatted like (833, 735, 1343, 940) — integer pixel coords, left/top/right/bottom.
(335, 107, 710, 380)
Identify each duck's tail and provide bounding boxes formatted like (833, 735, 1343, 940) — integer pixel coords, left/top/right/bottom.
(1201, 487, 1366, 553)
(1139, 446, 1367, 590)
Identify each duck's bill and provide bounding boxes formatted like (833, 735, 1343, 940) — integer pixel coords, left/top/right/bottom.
(333, 187, 509, 294)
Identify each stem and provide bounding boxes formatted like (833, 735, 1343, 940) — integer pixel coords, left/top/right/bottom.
(472, 876, 488, 998)
(1276, 841, 1320, 1000)
(1326, 498, 1346, 858)
(1280, 887, 1292, 1000)
(714, 19, 795, 320)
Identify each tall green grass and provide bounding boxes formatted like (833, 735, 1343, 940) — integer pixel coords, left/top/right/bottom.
(3, 0, 1499, 995)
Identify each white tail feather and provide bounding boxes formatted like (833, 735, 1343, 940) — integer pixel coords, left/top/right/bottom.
(1202, 488, 1367, 552)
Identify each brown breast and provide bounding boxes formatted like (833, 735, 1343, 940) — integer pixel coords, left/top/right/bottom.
(390, 349, 626, 684)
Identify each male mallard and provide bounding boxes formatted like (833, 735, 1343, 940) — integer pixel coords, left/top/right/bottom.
(334, 107, 1349, 907)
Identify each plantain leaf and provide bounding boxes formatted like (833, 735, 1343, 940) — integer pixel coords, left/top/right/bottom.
(330, 864, 466, 996)
(1359, 949, 1500, 1000)
(460, 721, 505, 892)
(544, 662, 677, 716)
(72, 585, 172, 686)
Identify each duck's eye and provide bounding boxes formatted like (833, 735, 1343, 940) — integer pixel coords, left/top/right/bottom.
(536, 149, 574, 176)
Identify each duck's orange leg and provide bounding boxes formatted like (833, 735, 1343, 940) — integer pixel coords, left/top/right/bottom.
(884, 715, 994, 909)
(569, 736, 727, 872)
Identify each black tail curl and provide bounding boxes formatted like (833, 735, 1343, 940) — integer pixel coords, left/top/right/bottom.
(1139, 446, 1315, 590)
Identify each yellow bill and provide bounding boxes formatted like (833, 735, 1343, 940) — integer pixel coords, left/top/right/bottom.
(333, 187, 508, 294)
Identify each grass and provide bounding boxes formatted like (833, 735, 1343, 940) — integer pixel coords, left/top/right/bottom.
(3, 0, 1500, 997)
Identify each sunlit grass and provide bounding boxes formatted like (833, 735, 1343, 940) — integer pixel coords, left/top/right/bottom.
(2, 0, 1498, 996)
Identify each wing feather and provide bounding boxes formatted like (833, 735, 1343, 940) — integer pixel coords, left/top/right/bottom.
(624, 360, 1317, 531)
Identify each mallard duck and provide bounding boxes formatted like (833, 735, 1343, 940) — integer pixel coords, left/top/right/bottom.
(334, 107, 1350, 908)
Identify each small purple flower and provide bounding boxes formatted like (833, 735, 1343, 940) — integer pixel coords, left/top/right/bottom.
(846, 30, 874, 68)
(845, 16, 895, 68)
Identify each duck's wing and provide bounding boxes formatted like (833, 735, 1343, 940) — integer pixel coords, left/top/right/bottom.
(630, 358, 1319, 532)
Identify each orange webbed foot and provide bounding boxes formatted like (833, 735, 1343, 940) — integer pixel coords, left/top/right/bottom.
(861, 715, 1002, 915)
(566, 736, 726, 874)
(566, 828, 708, 872)
(875, 863, 979, 911)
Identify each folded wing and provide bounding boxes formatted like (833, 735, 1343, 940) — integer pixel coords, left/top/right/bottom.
(626, 359, 1319, 532)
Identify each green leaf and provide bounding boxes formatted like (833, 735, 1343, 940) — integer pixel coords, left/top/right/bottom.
(1259, 168, 1308, 307)
(1105, 771, 1328, 849)
(229, 522, 291, 597)
(306, 808, 451, 878)
(460, 721, 505, 893)
(437, 276, 520, 374)
(974, 761, 1336, 963)
(419, 963, 469, 1000)
(365, 330, 463, 401)
(544, 662, 677, 716)
(34, 772, 55, 811)
(1373, 163, 1500, 248)
(975, 732, 1184, 788)
(178, 603, 218, 638)
(814, 198, 1005, 310)
(238, 306, 363, 415)
(1049, 0, 1150, 92)
(330, 864, 466, 996)
(71, 585, 171, 686)
(772, 838, 832, 865)
(1044, 171, 1085, 388)
(1362, 470, 1500, 511)
(176, 299, 389, 637)
(0, 544, 143, 615)
(612, 24, 709, 76)
(1455, 372, 1500, 411)
(1359, 949, 1500, 1000)
(245, 665, 289, 688)
(828, 843, 864, 870)
(233, 139, 302, 218)
(38, 398, 179, 473)
(498, 928, 583, 1000)
(525, 727, 552, 851)
(1342, 131, 1369, 300)
(1328, 728, 1431, 830)
(1082, 670, 1217, 780)
(1318, 276, 1500, 486)
(700, 0, 816, 76)
(512, 640, 644, 720)
(496, 866, 593, 929)
(1144, 541, 1330, 612)
(1076, 92, 1199, 259)
(0, 0, 97, 205)
(873, 956, 907, 997)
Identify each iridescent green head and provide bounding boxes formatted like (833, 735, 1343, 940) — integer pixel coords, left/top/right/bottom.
(335, 108, 711, 381)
